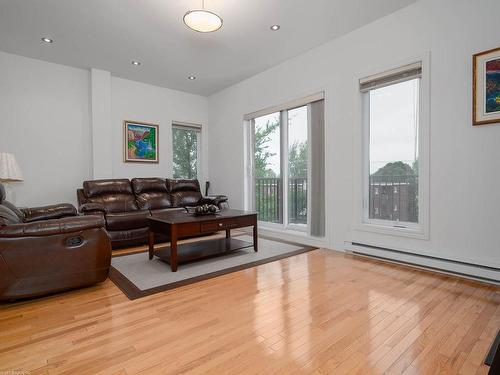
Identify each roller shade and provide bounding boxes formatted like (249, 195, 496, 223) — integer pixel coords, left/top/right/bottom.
(359, 62, 422, 92)
(244, 92, 324, 121)
(172, 121, 202, 131)
(309, 100, 325, 237)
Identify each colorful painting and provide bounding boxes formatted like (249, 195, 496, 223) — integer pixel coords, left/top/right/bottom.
(485, 58, 500, 114)
(124, 121, 159, 163)
(473, 47, 500, 125)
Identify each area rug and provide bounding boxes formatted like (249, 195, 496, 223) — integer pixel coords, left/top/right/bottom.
(110, 235, 316, 300)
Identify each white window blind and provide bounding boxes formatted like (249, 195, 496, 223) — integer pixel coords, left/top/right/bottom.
(244, 92, 324, 121)
(359, 62, 422, 92)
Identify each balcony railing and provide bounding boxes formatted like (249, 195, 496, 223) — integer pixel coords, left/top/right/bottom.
(254, 175, 417, 225)
(369, 175, 418, 223)
(288, 178, 307, 224)
(254, 177, 307, 224)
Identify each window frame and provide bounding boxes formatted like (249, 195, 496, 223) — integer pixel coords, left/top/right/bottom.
(357, 58, 430, 239)
(171, 121, 202, 180)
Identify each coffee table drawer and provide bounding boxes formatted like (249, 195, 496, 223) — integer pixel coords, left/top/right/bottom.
(177, 223, 201, 236)
(201, 218, 240, 232)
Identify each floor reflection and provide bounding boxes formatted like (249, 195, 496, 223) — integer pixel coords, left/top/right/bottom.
(251, 252, 317, 370)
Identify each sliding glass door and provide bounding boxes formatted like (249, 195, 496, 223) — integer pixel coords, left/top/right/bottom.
(252, 106, 309, 230)
(253, 112, 282, 224)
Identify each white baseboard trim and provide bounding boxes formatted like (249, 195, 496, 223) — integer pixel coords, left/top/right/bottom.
(345, 241, 500, 284)
(240, 227, 327, 249)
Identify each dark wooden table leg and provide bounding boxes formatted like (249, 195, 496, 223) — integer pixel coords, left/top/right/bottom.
(253, 220, 258, 252)
(226, 229, 231, 238)
(170, 224, 178, 272)
(148, 230, 155, 260)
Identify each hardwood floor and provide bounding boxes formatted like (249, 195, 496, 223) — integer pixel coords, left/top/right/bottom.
(1, 246, 499, 374)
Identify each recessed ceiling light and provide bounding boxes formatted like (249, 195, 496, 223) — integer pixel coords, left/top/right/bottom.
(41, 37, 54, 43)
(131, 61, 141, 66)
(270, 25, 280, 31)
(188, 76, 196, 80)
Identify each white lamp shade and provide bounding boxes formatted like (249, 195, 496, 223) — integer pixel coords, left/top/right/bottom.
(0, 153, 23, 182)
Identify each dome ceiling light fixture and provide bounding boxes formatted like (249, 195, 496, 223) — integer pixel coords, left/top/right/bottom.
(183, 0, 223, 33)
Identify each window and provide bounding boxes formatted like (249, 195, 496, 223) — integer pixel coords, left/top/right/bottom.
(172, 122, 201, 179)
(361, 62, 423, 230)
(245, 93, 325, 237)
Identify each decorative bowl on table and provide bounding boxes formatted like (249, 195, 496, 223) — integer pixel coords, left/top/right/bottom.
(185, 204, 220, 216)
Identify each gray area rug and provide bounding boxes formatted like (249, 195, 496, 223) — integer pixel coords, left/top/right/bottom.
(110, 235, 316, 299)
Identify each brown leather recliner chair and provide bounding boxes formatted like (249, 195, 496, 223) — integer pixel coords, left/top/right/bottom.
(0, 184, 111, 301)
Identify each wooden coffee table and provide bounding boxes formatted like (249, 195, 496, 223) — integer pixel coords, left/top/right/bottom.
(148, 209, 258, 271)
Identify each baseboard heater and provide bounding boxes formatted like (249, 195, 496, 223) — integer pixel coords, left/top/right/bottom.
(346, 242, 500, 284)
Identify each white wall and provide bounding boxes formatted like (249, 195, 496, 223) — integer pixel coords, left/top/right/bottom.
(91, 69, 113, 178)
(0, 51, 91, 207)
(0, 52, 209, 207)
(110, 77, 209, 185)
(208, 0, 500, 268)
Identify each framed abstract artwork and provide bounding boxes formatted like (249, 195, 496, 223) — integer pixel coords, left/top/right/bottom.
(124, 121, 159, 163)
(473, 47, 500, 125)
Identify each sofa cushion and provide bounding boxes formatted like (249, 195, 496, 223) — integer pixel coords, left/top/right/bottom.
(105, 210, 150, 231)
(85, 195, 138, 213)
(171, 191, 202, 207)
(132, 178, 172, 210)
(108, 227, 168, 248)
(167, 179, 202, 207)
(83, 179, 138, 213)
(83, 179, 133, 197)
(167, 179, 200, 193)
(108, 227, 149, 248)
(132, 178, 167, 194)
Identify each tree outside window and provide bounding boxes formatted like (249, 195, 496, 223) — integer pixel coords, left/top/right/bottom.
(172, 126, 200, 179)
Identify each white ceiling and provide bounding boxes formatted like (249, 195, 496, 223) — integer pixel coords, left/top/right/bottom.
(0, 0, 418, 96)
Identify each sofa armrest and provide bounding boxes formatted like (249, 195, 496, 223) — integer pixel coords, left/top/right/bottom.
(79, 203, 108, 214)
(200, 195, 228, 207)
(21, 203, 77, 223)
(0, 216, 105, 238)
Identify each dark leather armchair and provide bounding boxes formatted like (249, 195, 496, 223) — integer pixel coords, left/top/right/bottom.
(0, 184, 111, 301)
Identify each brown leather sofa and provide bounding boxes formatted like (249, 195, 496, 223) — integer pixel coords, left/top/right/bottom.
(77, 178, 228, 248)
(0, 184, 111, 301)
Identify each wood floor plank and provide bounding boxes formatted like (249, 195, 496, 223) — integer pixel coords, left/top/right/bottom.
(0, 246, 498, 375)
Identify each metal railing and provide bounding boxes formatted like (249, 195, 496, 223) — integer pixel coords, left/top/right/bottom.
(254, 177, 307, 224)
(369, 175, 418, 223)
(288, 178, 307, 224)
